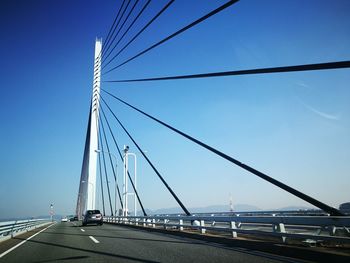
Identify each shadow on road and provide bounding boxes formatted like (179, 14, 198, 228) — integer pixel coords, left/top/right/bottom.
(13, 237, 160, 263)
(34, 255, 89, 262)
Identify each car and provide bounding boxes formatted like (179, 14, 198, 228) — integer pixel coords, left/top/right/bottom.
(61, 217, 68, 222)
(70, 216, 79, 221)
(339, 202, 350, 214)
(82, 210, 103, 226)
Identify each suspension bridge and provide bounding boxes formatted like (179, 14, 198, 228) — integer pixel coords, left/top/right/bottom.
(1, 0, 350, 262)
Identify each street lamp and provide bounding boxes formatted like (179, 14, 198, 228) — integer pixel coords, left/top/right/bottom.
(123, 145, 137, 217)
(50, 204, 54, 222)
(95, 149, 120, 216)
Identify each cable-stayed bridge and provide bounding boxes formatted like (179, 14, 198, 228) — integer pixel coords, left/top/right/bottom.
(1, 1, 350, 262)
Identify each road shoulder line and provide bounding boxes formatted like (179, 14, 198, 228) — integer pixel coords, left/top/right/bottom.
(0, 223, 55, 259)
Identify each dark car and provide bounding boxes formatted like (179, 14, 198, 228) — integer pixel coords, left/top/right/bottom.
(69, 216, 79, 221)
(339, 202, 350, 214)
(82, 210, 103, 226)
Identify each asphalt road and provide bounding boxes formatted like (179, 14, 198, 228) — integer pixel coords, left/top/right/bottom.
(0, 221, 306, 263)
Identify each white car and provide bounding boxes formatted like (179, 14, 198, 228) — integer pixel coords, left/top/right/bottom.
(61, 217, 68, 222)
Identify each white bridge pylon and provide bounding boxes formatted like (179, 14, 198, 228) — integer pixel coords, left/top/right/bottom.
(76, 38, 102, 218)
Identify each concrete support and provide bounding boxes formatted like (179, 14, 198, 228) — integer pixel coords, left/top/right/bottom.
(86, 38, 102, 211)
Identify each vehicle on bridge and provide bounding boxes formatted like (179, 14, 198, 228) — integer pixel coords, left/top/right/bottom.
(339, 202, 350, 214)
(69, 215, 78, 221)
(68, 215, 78, 222)
(82, 210, 103, 226)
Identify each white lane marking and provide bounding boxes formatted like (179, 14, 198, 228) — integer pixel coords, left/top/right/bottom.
(89, 236, 100, 243)
(0, 223, 55, 259)
(80, 229, 85, 232)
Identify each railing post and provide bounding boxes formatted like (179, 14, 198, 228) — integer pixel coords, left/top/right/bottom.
(273, 223, 286, 243)
(163, 219, 167, 230)
(143, 218, 146, 227)
(230, 221, 238, 238)
(179, 219, 184, 231)
(152, 219, 156, 228)
(200, 220, 206, 234)
(11, 221, 17, 238)
(25, 220, 30, 231)
(329, 225, 336, 236)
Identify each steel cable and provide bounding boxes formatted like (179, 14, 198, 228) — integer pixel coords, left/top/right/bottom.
(103, 0, 239, 75)
(104, 60, 350, 83)
(100, 95, 191, 216)
(102, 0, 174, 72)
(101, 89, 344, 216)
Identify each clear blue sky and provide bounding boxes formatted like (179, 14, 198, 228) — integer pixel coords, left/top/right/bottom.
(0, 0, 349, 219)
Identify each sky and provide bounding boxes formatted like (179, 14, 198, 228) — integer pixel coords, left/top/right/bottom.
(0, 0, 349, 219)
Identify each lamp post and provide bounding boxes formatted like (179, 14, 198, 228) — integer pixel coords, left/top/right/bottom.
(123, 145, 137, 217)
(95, 150, 119, 216)
(50, 204, 54, 222)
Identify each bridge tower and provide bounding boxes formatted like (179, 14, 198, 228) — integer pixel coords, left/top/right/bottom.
(76, 38, 102, 218)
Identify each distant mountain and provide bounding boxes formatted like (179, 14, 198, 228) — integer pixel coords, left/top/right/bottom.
(146, 204, 261, 215)
(276, 206, 313, 211)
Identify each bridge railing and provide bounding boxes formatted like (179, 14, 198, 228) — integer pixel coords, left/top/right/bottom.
(0, 218, 51, 243)
(104, 215, 350, 246)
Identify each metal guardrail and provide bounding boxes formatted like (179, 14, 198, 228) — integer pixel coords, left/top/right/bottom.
(104, 215, 350, 246)
(0, 219, 51, 242)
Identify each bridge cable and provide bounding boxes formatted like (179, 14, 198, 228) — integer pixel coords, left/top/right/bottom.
(77, 105, 93, 218)
(101, 0, 175, 73)
(104, 60, 350, 83)
(100, 95, 191, 216)
(99, 111, 124, 213)
(102, 0, 239, 75)
(98, 121, 114, 216)
(100, 105, 145, 215)
(96, 0, 127, 63)
(99, 0, 130, 62)
(97, 146, 106, 216)
(92, 102, 106, 215)
(103, 0, 146, 65)
(101, 0, 132, 62)
(100, 105, 148, 216)
(101, 89, 344, 216)
(102, 0, 152, 69)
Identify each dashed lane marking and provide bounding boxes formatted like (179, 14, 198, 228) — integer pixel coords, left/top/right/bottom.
(80, 229, 85, 232)
(89, 236, 100, 244)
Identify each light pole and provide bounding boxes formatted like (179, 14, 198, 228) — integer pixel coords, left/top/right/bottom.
(123, 145, 137, 217)
(50, 204, 54, 222)
(95, 150, 119, 216)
